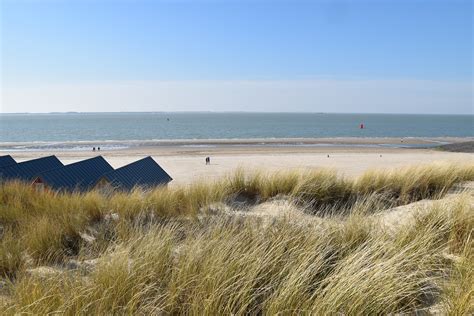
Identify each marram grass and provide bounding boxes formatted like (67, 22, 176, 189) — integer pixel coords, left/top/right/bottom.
(0, 162, 472, 314)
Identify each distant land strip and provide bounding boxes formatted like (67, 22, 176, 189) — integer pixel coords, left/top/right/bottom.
(438, 141, 474, 153)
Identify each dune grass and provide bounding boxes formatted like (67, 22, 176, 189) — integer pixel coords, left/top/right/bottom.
(1, 196, 472, 314)
(0, 162, 472, 314)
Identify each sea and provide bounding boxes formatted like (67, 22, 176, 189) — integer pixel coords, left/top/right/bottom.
(0, 112, 472, 151)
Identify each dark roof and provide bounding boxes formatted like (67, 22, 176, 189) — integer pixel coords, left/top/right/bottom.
(100, 156, 172, 190)
(0, 155, 63, 182)
(37, 156, 114, 192)
(0, 155, 16, 168)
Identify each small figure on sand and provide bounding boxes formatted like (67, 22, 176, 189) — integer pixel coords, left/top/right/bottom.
(98, 147, 101, 151)
(205, 157, 210, 165)
(93, 147, 96, 152)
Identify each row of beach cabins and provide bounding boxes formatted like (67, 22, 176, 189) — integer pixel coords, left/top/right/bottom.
(0, 155, 172, 192)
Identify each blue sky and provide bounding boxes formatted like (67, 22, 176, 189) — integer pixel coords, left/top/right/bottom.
(1, 0, 472, 113)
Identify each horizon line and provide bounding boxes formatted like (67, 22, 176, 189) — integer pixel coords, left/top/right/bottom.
(0, 111, 472, 116)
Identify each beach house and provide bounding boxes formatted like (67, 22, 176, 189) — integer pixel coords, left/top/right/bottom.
(95, 156, 172, 191)
(33, 156, 114, 192)
(2, 155, 172, 192)
(0, 155, 63, 182)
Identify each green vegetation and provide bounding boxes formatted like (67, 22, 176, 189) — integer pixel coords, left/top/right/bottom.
(0, 162, 472, 314)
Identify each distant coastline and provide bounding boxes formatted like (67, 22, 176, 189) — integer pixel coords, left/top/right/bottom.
(1, 111, 473, 115)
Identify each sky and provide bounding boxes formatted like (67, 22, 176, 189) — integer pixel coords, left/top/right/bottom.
(0, 0, 472, 114)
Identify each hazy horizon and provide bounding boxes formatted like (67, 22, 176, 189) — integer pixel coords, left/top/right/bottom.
(1, 111, 473, 116)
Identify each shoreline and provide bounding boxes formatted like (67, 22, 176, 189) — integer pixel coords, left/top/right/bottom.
(1, 136, 473, 152)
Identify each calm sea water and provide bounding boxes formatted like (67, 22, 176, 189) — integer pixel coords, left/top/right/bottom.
(0, 113, 472, 149)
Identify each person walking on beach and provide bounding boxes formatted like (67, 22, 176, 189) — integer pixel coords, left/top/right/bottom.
(205, 157, 210, 165)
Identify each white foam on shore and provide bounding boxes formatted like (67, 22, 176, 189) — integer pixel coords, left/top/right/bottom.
(0, 143, 130, 152)
(0, 137, 456, 152)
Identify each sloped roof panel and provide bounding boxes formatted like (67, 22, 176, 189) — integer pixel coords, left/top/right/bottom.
(37, 156, 114, 192)
(0, 155, 16, 168)
(101, 156, 172, 190)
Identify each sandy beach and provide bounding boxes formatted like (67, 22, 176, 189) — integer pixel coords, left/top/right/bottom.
(7, 137, 473, 186)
